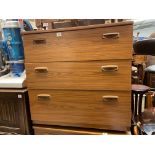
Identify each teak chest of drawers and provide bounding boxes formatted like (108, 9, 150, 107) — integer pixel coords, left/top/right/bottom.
(22, 21, 133, 134)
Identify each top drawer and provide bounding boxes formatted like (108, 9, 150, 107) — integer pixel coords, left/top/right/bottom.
(22, 24, 132, 63)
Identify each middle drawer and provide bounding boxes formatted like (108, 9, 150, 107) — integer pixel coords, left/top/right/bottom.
(25, 60, 131, 90)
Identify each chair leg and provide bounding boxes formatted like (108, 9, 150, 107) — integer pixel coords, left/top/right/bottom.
(131, 92, 134, 120)
(138, 94, 143, 116)
(134, 93, 138, 117)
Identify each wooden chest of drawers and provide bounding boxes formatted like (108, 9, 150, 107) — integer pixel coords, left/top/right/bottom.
(22, 21, 133, 134)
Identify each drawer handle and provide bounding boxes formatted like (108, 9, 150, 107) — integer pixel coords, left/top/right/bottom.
(33, 39, 46, 44)
(102, 32, 120, 39)
(34, 67, 48, 73)
(102, 96, 119, 102)
(37, 94, 51, 100)
(101, 65, 118, 72)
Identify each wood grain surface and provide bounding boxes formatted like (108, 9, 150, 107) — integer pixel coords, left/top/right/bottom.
(25, 60, 131, 90)
(33, 126, 103, 135)
(29, 89, 131, 131)
(23, 24, 132, 62)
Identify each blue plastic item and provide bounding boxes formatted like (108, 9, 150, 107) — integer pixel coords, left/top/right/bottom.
(2, 21, 25, 61)
(9, 60, 25, 77)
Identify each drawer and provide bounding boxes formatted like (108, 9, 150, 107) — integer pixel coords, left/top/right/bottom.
(23, 24, 132, 63)
(33, 126, 130, 135)
(25, 60, 131, 90)
(29, 90, 131, 131)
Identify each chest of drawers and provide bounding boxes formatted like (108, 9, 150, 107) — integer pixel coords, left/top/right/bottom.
(22, 21, 133, 134)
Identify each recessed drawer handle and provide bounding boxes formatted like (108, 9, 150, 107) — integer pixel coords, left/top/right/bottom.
(33, 39, 46, 44)
(34, 67, 48, 73)
(102, 96, 119, 102)
(102, 32, 120, 39)
(101, 65, 118, 72)
(37, 94, 51, 100)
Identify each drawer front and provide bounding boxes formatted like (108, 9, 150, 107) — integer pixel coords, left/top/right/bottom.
(23, 24, 132, 63)
(25, 60, 131, 90)
(29, 90, 131, 131)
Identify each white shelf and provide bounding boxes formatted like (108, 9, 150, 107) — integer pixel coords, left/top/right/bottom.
(0, 71, 26, 88)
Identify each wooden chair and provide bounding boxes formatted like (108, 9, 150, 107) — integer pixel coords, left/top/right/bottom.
(131, 84, 155, 134)
(132, 84, 150, 118)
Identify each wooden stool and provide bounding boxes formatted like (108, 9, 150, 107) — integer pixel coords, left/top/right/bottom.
(131, 84, 150, 135)
(132, 84, 150, 119)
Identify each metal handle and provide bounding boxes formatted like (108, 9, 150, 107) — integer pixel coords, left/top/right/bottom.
(37, 94, 51, 100)
(101, 65, 118, 72)
(33, 39, 46, 44)
(102, 96, 119, 102)
(34, 67, 48, 73)
(102, 32, 120, 39)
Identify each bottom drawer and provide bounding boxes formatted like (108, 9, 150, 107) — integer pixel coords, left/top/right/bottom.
(33, 126, 130, 135)
(29, 90, 131, 131)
